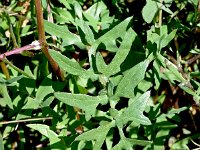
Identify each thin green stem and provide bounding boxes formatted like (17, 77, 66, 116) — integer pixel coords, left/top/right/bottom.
(158, 0, 163, 27)
(4, 11, 19, 48)
(0, 10, 20, 79)
(0, 117, 52, 125)
(3, 57, 34, 79)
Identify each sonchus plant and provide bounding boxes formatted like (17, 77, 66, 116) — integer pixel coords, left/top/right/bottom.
(0, 0, 199, 149)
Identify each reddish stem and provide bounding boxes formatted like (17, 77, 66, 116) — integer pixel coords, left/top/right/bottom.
(0, 44, 36, 59)
(34, 0, 64, 81)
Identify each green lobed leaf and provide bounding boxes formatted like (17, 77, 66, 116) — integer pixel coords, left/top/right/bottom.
(147, 25, 176, 50)
(16, 76, 54, 120)
(96, 28, 137, 77)
(83, 1, 108, 32)
(88, 17, 132, 64)
(54, 8, 74, 24)
(115, 60, 150, 98)
(76, 121, 115, 150)
(49, 49, 93, 78)
(54, 92, 108, 120)
(73, 1, 83, 19)
(142, 0, 158, 23)
(24, 64, 35, 79)
(96, 52, 107, 74)
(22, 78, 35, 95)
(26, 124, 61, 146)
(16, 97, 39, 120)
(84, 1, 107, 20)
(147, 29, 160, 45)
(112, 138, 152, 150)
(116, 91, 151, 127)
(75, 19, 95, 44)
(192, 0, 199, 6)
(95, 17, 132, 51)
(0, 84, 13, 109)
(20, 96, 38, 109)
(100, 9, 115, 30)
(44, 20, 84, 48)
(171, 137, 190, 150)
(35, 75, 54, 104)
(59, 0, 71, 9)
(160, 29, 177, 48)
(159, 3, 173, 14)
(0, 75, 23, 85)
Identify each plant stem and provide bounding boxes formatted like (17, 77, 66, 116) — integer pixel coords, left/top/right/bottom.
(0, 117, 53, 125)
(3, 57, 35, 79)
(186, 54, 200, 65)
(0, 44, 35, 59)
(0, 41, 40, 79)
(0, 62, 10, 79)
(34, 0, 64, 81)
(4, 11, 19, 48)
(158, 0, 163, 27)
(0, 10, 18, 79)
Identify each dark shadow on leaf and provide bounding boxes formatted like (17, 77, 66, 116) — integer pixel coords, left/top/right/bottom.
(48, 140, 66, 150)
(115, 97, 129, 110)
(91, 54, 98, 73)
(112, 127, 120, 147)
(77, 26, 88, 45)
(120, 37, 146, 72)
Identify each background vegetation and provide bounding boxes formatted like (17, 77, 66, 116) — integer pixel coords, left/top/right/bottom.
(0, 0, 200, 149)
